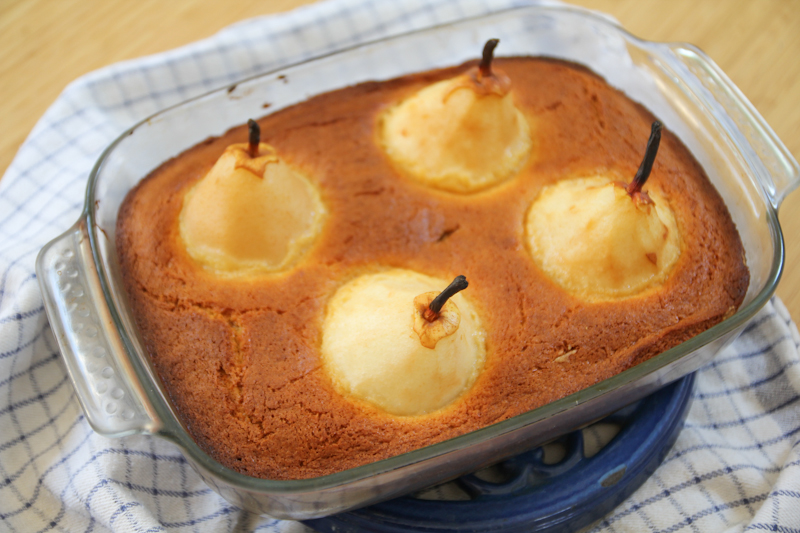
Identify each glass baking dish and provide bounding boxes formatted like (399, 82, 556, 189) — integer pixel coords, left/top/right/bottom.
(36, 4, 799, 520)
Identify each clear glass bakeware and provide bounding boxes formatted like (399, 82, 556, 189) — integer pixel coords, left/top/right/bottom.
(37, 4, 799, 520)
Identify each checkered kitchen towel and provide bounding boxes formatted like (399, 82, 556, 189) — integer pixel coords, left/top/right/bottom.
(2, 0, 799, 531)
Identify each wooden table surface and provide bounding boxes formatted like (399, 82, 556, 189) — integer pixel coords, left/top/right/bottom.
(3, 0, 800, 319)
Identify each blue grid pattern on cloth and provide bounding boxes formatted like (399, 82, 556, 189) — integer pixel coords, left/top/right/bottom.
(1, 0, 799, 530)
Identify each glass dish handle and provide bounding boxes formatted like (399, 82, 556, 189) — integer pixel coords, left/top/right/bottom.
(36, 219, 159, 438)
(669, 44, 800, 209)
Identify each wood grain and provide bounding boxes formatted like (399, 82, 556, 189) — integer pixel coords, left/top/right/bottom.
(2, 0, 799, 321)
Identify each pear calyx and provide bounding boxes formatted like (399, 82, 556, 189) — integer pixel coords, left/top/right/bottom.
(227, 142, 279, 177)
(413, 275, 469, 349)
(226, 118, 279, 176)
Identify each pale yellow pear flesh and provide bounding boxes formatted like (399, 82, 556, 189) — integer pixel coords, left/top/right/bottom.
(321, 270, 486, 417)
(179, 143, 325, 276)
(525, 176, 681, 300)
(380, 72, 531, 193)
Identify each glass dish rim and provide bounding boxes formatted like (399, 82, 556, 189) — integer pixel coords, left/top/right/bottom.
(82, 3, 785, 493)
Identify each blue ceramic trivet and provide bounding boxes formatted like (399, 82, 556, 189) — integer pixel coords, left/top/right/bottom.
(304, 373, 695, 533)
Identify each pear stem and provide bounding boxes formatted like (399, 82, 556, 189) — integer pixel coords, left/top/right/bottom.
(479, 39, 500, 78)
(247, 119, 260, 158)
(425, 275, 469, 322)
(627, 121, 663, 195)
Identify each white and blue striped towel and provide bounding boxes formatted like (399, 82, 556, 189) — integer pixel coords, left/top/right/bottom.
(1, 0, 799, 530)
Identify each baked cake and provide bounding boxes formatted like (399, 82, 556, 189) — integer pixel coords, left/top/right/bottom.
(116, 57, 749, 480)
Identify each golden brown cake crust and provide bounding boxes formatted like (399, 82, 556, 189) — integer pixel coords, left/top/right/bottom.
(116, 58, 749, 480)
